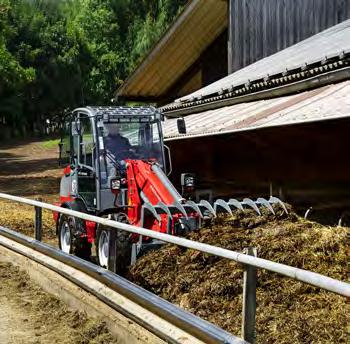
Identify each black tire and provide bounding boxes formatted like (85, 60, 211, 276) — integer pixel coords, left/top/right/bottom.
(58, 213, 92, 260)
(95, 213, 132, 275)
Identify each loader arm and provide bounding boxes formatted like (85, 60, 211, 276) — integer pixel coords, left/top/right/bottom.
(125, 159, 197, 234)
(129, 160, 182, 205)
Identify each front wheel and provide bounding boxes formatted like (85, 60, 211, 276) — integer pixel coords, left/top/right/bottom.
(59, 217, 72, 254)
(96, 229, 110, 268)
(96, 214, 132, 275)
(58, 214, 91, 260)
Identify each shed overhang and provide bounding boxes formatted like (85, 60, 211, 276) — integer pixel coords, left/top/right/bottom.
(116, 0, 228, 101)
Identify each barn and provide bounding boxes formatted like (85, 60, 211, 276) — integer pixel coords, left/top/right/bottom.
(116, 0, 350, 223)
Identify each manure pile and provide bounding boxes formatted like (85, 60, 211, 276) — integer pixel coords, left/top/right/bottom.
(129, 207, 349, 343)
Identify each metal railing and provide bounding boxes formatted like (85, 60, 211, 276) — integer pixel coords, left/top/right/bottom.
(0, 226, 242, 344)
(0, 192, 349, 344)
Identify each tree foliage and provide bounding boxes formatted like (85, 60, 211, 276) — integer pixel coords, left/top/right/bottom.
(0, 0, 186, 135)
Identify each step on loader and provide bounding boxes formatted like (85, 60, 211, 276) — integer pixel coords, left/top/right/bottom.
(53, 106, 287, 273)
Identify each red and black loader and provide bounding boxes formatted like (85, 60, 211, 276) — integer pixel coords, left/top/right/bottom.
(53, 106, 286, 273)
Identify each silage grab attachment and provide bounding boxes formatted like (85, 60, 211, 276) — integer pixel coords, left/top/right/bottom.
(125, 159, 288, 234)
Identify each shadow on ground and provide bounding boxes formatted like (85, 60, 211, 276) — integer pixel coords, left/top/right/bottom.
(0, 175, 60, 196)
(0, 153, 59, 176)
(0, 136, 59, 150)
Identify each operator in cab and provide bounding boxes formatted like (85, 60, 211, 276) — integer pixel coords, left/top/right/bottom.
(105, 125, 133, 161)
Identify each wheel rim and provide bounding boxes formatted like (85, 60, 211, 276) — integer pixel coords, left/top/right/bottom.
(60, 221, 71, 253)
(98, 231, 109, 268)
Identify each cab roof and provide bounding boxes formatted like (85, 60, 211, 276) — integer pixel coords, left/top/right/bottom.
(73, 106, 162, 121)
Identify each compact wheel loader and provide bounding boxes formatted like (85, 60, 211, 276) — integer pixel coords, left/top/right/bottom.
(54, 106, 286, 273)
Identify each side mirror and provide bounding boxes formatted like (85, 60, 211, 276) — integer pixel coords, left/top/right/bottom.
(177, 118, 187, 134)
(181, 173, 195, 196)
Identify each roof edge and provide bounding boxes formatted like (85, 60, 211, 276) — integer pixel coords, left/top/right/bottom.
(162, 57, 350, 117)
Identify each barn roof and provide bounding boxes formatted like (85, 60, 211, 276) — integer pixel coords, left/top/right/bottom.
(162, 80, 350, 140)
(162, 19, 350, 116)
(116, 0, 227, 101)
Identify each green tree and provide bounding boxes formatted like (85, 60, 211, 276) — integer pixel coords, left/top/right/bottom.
(68, 0, 124, 103)
(125, 0, 187, 71)
(0, 0, 35, 133)
(0, 0, 186, 136)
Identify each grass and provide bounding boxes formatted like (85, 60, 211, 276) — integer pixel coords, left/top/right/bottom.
(39, 138, 60, 149)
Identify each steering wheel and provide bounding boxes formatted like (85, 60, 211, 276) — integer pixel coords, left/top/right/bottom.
(112, 148, 137, 160)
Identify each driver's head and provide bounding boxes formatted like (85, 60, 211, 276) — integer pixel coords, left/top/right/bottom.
(108, 124, 121, 136)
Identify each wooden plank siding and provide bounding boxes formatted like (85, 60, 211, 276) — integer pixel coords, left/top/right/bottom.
(228, 0, 350, 74)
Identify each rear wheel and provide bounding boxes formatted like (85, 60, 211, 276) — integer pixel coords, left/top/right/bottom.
(96, 213, 131, 275)
(58, 214, 91, 260)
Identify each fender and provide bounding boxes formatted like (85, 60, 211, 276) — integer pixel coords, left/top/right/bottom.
(54, 197, 89, 234)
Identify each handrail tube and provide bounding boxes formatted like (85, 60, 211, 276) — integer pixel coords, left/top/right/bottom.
(0, 193, 349, 298)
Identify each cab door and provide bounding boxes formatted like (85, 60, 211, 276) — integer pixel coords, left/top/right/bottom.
(76, 112, 97, 210)
(59, 115, 74, 202)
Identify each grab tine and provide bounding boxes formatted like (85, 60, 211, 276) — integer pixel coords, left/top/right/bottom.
(214, 199, 233, 216)
(242, 198, 261, 215)
(269, 196, 288, 214)
(143, 203, 161, 221)
(228, 198, 244, 210)
(186, 200, 204, 218)
(157, 201, 173, 218)
(173, 201, 188, 219)
(199, 200, 217, 218)
(256, 197, 275, 214)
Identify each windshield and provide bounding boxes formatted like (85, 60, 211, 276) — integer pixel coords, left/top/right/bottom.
(98, 120, 164, 189)
(101, 121, 163, 163)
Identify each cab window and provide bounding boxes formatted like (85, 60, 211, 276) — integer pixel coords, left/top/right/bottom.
(59, 119, 71, 166)
(79, 114, 94, 168)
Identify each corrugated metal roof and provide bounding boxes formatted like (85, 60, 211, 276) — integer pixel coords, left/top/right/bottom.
(116, 0, 227, 100)
(163, 80, 350, 140)
(176, 19, 350, 103)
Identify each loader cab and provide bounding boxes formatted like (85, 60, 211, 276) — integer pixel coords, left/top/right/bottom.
(96, 108, 166, 211)
(59, 106, 166, 213)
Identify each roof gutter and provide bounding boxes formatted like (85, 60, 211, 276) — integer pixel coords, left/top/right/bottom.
(163, 65, 350, 118)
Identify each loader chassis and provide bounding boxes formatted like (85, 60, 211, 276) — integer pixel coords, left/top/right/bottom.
(55, 106, 286, 273)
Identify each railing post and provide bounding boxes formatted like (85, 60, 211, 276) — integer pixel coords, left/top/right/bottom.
(34, 198, 42, 241)
(108, 229, 117, 273)
(242, 247, 257, 344)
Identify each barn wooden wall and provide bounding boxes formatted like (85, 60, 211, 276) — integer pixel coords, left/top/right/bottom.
(164, 30, 228, 103)
(228, 0, 350, 73)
